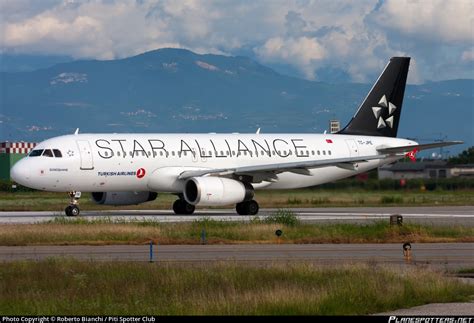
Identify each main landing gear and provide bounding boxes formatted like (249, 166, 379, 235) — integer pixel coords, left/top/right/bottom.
(65, 191, 81, 216)
(172, 197, 259, 216)
(236, 200, 259, 215)
(173, 198, 196, 215)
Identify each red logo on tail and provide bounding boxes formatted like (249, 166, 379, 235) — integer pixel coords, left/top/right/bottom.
(405, 148, 418, 162)
(136, 168, 146, 179)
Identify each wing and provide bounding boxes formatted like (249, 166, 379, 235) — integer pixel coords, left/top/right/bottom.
(376, 141, 463, 154)
(178, 154, 387, 180)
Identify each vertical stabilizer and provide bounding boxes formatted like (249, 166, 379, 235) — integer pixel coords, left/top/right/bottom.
(338, 57, 410, 137)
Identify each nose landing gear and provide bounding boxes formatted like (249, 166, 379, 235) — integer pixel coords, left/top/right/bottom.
(65, 191, 81, 216)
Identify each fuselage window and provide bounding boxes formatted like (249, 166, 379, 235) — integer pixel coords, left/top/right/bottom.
(160, 151, 163, 156)
(172, 151, 175, 156)
(317, 150, 320, 155)
(328, 150, 332, 155)
(104, 151, 109, 157)
(323, 150, 326, 155)
(117, 151, 121, 157)
(311, 150, 315, 155)
(52, 149, 62, 158)
(289, 150, 292, 155)
(232, 151, 236, 156)
(272, 151, 275, 156)
(29, 149, 43, 157)
(42, 149, 54, 157)
(209, 151, 213, 156)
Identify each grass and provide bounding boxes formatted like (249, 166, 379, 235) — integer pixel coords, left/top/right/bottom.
(0, 219, 473, 246)
(0, 188, 473, 211)
(0, 260, 472, 315)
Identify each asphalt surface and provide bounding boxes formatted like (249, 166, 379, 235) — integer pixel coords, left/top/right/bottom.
(1, 206, 473, 225)
(1, 243, 473, 270)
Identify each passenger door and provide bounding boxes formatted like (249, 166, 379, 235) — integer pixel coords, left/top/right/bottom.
(76, 140, 94, 170)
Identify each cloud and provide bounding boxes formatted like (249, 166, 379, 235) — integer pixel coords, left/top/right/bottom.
(256, 36, 326, 79)
(462, 48, 474, 62)
(374, 0, 473, 44)
(0, 0, 472, 82)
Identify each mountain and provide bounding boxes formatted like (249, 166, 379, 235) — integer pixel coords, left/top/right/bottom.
(0, 48, 472, 156)
(0, 53, 73, 72)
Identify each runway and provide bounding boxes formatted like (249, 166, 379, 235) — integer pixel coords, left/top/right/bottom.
(0, 206, 473, 225)
(0, 243, 472, 269)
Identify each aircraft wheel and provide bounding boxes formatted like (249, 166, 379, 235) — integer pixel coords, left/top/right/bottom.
(236, 202, 248, 215)
(247, 200, 259, 215)
(65, 205, 80, 217)
(173, 199, 195, 215)
(173, 200, 183, 214)
(183, 202, 195, 215)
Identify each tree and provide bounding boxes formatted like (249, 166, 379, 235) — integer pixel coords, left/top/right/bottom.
(448, 146, 474, 164)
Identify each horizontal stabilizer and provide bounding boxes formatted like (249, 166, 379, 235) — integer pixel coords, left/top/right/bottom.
(376, 141, 463, 154)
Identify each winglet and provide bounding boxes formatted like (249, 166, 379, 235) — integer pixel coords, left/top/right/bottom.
(405, 148, 418, 162)
(74, 128, 79, 135)
(256, 128, 261, 134)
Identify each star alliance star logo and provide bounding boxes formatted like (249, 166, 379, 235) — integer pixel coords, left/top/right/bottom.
(67, 150, 74, 157)
(372, 95, 397, 129)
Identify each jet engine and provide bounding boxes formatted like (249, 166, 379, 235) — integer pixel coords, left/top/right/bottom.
(92, 191, 158, 205)
(184, 177, 254, 206)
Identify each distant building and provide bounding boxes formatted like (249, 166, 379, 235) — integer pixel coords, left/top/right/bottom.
(378, 160, 474, 180)
(329, 120, 340, 133)
(0, 142, 37, 180)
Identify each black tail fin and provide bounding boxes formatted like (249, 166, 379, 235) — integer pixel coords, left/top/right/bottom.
(338, 57, 410, 137)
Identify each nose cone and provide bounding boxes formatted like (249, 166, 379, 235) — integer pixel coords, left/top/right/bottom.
(10, 159, 30, 186)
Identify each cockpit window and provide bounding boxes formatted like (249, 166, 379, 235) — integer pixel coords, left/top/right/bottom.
(42, 149, 54, 157)
(53, 149, 62, 158)
(29, 149, 44, 157)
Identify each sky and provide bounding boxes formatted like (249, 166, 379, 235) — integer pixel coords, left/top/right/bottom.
(0, 0, 473, 83)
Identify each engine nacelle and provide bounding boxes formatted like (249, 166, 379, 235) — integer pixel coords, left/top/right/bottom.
(184, 177, 254, 206)
(92, 191, 158, 205)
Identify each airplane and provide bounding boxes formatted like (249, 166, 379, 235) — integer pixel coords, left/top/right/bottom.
(10, 57, 462, 216)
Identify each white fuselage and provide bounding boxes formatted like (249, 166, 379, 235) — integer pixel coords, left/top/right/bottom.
(11, 133, 415, 192)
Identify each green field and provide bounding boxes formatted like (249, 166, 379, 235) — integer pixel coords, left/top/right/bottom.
(1, 217, 473, 246)
(1, 260, 472, 315)
(1, 188, 473, 211)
